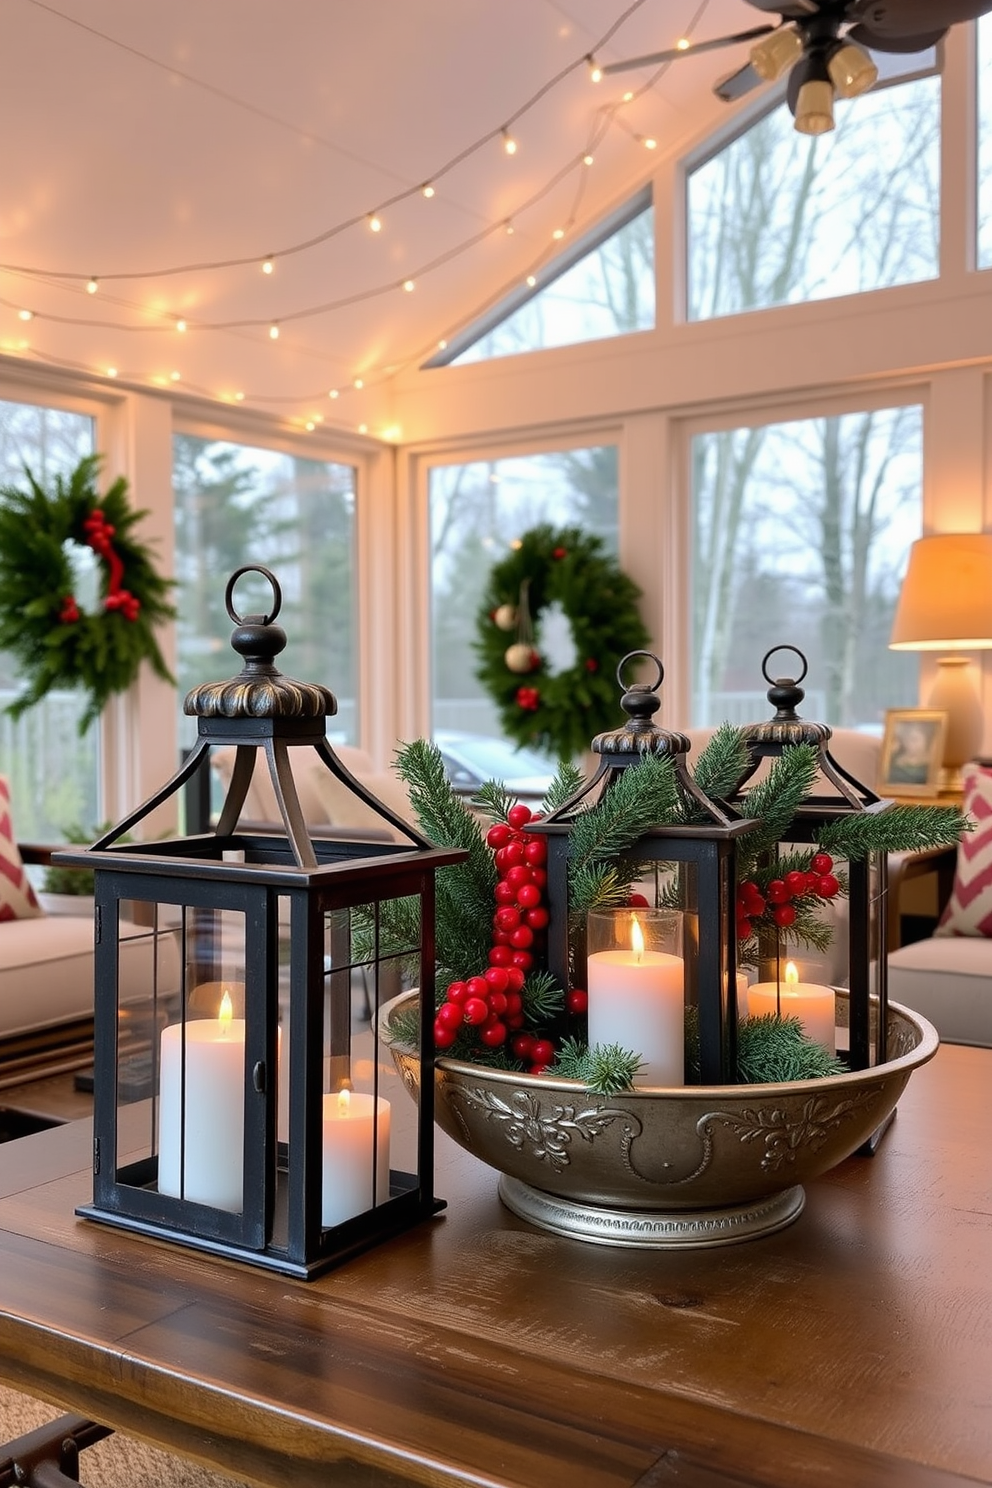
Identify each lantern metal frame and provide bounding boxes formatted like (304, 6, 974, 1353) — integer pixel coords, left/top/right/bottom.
(538, 652, 761, 1084)
(58, 566, 465, 1278)
(726, 645, 890, 1076)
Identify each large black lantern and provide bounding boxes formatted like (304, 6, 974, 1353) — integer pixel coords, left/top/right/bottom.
(58, 566, 465, 1277)
(726, 646, 889, 1075)
(539, 652, 761, 1084)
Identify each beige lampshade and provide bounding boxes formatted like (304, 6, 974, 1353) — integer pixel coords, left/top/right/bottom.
(890, 533, 992, 651)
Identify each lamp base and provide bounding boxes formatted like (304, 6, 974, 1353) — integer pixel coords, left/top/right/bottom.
(927, 656, 985, 791)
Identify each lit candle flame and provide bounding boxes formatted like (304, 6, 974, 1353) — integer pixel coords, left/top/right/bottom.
(630, 913, 645, 961)
(337, 1087, 351, 1117)
(219, 990, 233, 1035)
(785, 961, 799, 987)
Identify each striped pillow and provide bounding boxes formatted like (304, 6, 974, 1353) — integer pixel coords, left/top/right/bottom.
(0, 776, 44, 922)
(935, 763, 992, 937)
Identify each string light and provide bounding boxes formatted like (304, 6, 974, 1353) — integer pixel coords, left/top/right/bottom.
(353, 377, 364, 389)
(583, 153, 594, 166)
(552, 228, 565, 240)
(328, 388, 339, 399)
(643, 136, 658, 149)
(526, 275, 537, 287)
(421, 184, 435, 198)
(176, 318, 187, 333)
(437, 339, 447, 351)
(505, 220, 515, 235)
(107, 366, 117, 377)
(676, 38, 691, 51)
(305, 420, 315, 431)
(262, 258, 274, 274)
(368, 213, 382, 233)
(86, 278, 98, 295)
(623, 90, 634, 102)
(17, 309, 32, 321)
(403, 279, 415, 292)
(502, 128, 518, 156)
(269, 324, 279, 339)
(358, 423, 368, 434)
(587, 55, 603, 83)
(170, 370, 180, 381)
(234, 391, 245, 401)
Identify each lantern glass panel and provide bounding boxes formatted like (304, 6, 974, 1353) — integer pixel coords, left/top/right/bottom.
(113, 902, 184, 1185)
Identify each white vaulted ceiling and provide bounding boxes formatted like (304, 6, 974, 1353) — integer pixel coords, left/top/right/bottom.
(0, 0, 765, 432)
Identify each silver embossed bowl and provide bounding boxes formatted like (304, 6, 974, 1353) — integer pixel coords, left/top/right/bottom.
(382, 992, 938, 1248)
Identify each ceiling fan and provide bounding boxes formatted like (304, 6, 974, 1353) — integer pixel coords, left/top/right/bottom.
(601, 2, 992, 135)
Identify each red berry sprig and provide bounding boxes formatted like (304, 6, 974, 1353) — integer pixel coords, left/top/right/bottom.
(434, 801, 555, 1071)
(735, 852, 840, 943)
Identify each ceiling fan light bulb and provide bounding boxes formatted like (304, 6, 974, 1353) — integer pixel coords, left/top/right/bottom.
(794, 78, 835, 135)
(827, 41, 878, 99)
(749, 26, 802, 82)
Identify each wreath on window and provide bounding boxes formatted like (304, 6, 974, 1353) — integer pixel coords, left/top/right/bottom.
(0, 454, 176, 731)
(474, 524, 650, 760)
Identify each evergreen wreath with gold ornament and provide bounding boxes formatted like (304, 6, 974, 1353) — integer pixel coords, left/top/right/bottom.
(474, 524, 649, 760)
(0, 454, 175, 731)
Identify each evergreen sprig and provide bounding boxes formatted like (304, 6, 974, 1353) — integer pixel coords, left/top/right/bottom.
(541, 760, 585, 814)
(567, 753, 679, 875)
(551, 1037, 643, 1095)
(818, 803, 966, 860)
(684, 723, 752, 819)
(736, 745, 820, 869)
(683, 1007, 847, 1083)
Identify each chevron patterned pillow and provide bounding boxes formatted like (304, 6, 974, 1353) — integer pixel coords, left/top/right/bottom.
(0, 776, 44, 922)
(935, 763, 992, 937)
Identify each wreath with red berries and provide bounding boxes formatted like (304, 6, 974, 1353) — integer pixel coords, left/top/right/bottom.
(474, 524, 649, 760)
(0, 454, 175, 730)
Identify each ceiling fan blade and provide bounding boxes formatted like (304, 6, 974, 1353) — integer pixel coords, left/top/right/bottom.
(849, 0, 992, 33)
(600, 24, 776, 76)
(846, 23, 948, 53)
(714, 61, 765, 102)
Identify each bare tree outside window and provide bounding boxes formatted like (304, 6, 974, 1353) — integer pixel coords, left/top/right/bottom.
(173, 435, 357, 748)
(452, 206, 654, 363)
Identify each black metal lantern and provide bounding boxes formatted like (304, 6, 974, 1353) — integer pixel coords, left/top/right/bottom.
(539, 651, 761, 1084)
(57, 566, 465, 1278)
(726, 645, 889, 1076)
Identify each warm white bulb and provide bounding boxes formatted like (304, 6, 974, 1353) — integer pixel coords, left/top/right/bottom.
(176, 318, 187, 333)
(369, 214, 382, 233)
(437, 339, 448, 350)
(269, 324, 280, 339)
(305, 420, 315, 431)
(262, 258, 274, 274)
(354, 377, 364, 389)
(403, 279, 415, 292)
(170, 371, 180, 381)
(794, 77, 835, 135)
(358, 423, 368, 434)
(422, 183, 435, 198)
(552, 227, 564, 240)
(526, 275, 537, 287)
(583, 154, 594, 166)
(17, 309, 32, 321)
(234, 391, 245, 401)
(503, 130, 518, 155)
(86, 278, 98, 295)
(623, 90, 634, 102)
(107, 367, 117, 378)
(588, 55, 602, 83)
(828, 41, 878, 99)
(676, 37, 691, 51)
(328, 388, 339, 399)
(643, 136, 657, 150)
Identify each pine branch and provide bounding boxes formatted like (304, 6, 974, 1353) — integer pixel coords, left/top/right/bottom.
(568, 862, 636, 924)
(683, 1006, 847, 1082)
(686, 723, 750, 816)
(472, 779, 516, 824)
(736, 745, 820, 867)
(567, 755, 679, 877)
(522, 969, 566, 1023)
(551, 1037, 643, 1095)
(818, 804, 966, 860)
(542, 760, 585, 814)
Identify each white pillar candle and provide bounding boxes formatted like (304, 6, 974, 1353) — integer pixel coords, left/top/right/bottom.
(587, 914, 684, 1086)
(747, 960, 836, 1054)
(158, 991, 245, 1212)
(321, 1089, 391, 1227)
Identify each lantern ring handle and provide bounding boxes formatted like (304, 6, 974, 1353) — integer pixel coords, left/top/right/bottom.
(225, 566, 282, 626)
(761, 645, 808, 687)
(616, 650, 664, 692)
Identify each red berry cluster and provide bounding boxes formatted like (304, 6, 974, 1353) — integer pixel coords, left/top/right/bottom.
(516, 685, 540, 712)
(82, 509, 141, 621)
(434, 803, 555, 1070)
(736, 853, 840, 942)
(58, 595, 81, 624)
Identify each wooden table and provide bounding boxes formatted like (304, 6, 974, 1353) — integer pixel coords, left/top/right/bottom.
(1, 1044, 991, 1488)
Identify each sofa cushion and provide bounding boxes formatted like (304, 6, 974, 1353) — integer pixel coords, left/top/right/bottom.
(0, 913, 181, 1037)
(889, 934, 992, 1047)
(0, 776, 43, 922)
(934, 763, 992, 937)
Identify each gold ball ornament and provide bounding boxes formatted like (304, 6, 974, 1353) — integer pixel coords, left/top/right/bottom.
(493, 603, 518, 631)
(504, 642, 539, 674)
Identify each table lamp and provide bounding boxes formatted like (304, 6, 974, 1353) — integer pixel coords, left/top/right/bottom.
(889, 533, 992, 790)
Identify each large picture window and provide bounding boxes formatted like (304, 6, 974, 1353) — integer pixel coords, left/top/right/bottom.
(0, 399, 97, 840)
(429, 446, 618, 770)
(691, 405, 922, 730)
(687, 75, 940, 320)
(173, 435, 358, 746)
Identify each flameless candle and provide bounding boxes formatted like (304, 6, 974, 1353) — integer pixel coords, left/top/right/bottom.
(321, 1088, 391, 1227)
(587, 912, 684, 1086)
(158, 990, 245, 1212)
(747, 960, 836, 1053)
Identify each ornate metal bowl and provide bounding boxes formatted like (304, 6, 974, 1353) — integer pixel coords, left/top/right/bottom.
(382, 993, 938, 1248)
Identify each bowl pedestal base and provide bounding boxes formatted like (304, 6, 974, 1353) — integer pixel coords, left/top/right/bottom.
(498, 1175, 806, 1249)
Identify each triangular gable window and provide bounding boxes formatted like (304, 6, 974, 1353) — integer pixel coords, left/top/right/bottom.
(428, 188, 654, 366)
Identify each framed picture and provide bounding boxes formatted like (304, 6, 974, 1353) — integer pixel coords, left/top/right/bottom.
(879, 709, 948, 796)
